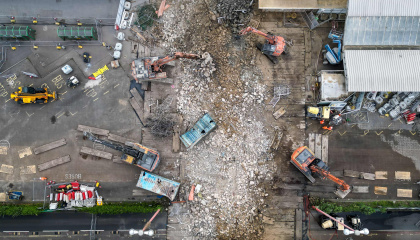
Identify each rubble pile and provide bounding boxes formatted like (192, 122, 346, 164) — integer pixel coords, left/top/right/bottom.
(156, 0, 275, 238)
(216, 0, 254, 32)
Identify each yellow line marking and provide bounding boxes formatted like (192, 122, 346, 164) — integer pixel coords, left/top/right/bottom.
(82, 104, 88, 109)
(395, 129, 402, 135)
(399, 118, 404, 124)
(28, 83, 33, 87)
(323, 130, 329, 135)
(338, 131, 347, 136)
(409, 131, 416, 136)
(351, 124, 356, 128)
(114, 84, 120, 88)
(84, 89, 89, 93)
(50, 99, 55, 103)
(56, 112, 65, 119)
(375, 131, 383, 135)
(93, 98, 99, 102)
(26, 111, 34, 117)
(40, 105, 46, 110)
(69, 111, 78, 116)
(60, 90, 68, 96)
(360, 116, 367, 121)
(388, 123, 392, 128)
(362, 130, 369, 136)
(5, 98, 11, 103)
(103, 90, 109, 95)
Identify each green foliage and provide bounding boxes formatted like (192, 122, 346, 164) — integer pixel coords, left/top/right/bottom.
(310, 197, 420, 215)
(78, 202, 162, 215)
(136, 4, 158, 31)
(0, 204, 42, 217)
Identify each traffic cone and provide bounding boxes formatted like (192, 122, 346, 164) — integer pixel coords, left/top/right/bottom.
(320, 120, 325, 124)
(322, 126, 333, 130)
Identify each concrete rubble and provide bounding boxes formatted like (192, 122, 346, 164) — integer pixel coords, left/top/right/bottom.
(156, 0, 276, 238)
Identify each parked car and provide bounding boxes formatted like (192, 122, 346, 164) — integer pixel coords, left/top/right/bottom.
(61, 64, 73, 74)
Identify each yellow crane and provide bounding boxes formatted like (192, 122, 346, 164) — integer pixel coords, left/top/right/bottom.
(10, 87, 56, 104)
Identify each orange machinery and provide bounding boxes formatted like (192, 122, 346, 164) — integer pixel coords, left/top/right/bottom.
(240, 26, 286, 64)
(291, 146, 350, 194)
(131, 52, 201, 82)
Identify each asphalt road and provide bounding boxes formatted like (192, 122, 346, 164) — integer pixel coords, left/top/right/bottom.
(0, 211, 167, 233)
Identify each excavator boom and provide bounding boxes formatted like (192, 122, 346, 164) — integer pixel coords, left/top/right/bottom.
(240, 26, 274, 44)
(310, 165, 350, 191)
(152, 52, 201, 72)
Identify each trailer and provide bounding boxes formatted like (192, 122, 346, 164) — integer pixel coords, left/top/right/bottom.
(136, 171, 180, 201)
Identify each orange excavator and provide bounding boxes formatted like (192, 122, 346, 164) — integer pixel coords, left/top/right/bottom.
(291, 146, 351, 197)
(240, 26, 287, 64)
(131, 52, 201, 82)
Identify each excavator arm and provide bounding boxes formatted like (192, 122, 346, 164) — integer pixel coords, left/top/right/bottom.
(309, 165, 350, 191)
(151, 52, 201, 72)
(240, 26, 275, 45)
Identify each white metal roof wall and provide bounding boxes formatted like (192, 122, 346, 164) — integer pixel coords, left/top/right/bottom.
(348, 0, 420, 17)
(344, 50, 420, 91)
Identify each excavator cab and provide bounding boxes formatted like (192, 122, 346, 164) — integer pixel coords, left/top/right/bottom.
(291, 146, 316, 183)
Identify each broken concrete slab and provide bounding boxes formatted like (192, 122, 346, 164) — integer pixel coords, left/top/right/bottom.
(38, 155, 71, 172)
(321, 135, 328, 165)
(335, 189, 351, 198)
(77, 125, 109, 136)
(397, 189, 412, 198)
(80, 147, 113, 160)
(0, 164, 13, 174)
(130, 88, 144, 105)
(0, 192, 6, 202)
(308, 133, 315, 151)
(361, 172, 375, 180)
(262, 216, 275, 225)
(0, 146, 7, 155)
(374, 186, 387, 195)
(34, 138, 66, 155)
(375, 171, 388, 180)
(20, 165, 36, 175)
(395, 171, 411, 181)
(129, 97, 145, 125)
(352, 186, 369, 193)
(18, 147, 32, 158)
(314, 134, 322, 159)
(344, 170, 360, 178)
(295, 209, 302, 240)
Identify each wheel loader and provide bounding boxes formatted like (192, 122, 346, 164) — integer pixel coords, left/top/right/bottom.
(10, 86, 56, 104)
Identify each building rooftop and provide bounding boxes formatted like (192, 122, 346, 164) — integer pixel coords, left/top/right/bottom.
(258, 0, 347, 10)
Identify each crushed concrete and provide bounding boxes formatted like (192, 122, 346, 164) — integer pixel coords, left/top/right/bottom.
(155, 0, 275, 238)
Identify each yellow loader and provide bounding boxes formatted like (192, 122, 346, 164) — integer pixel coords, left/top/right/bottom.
(10, 87, 56, 104)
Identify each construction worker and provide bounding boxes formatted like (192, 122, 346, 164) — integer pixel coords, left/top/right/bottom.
(320, 120, 325, 125)
(322, 126, 333, 131)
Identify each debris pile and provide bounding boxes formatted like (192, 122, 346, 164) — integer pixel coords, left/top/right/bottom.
(155, 0, 275, 238)
(216, 0, 254, 32)
(147, 96, 175, 138)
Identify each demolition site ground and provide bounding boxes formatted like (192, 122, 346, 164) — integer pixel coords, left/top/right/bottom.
(0, 0, 420, 240)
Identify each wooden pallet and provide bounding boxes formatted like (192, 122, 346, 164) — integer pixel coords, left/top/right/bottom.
(34, 139, 66, 155)
(38, 155, 71, 172)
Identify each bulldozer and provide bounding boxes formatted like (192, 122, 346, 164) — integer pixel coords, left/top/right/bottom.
(10, 86, 56, 104)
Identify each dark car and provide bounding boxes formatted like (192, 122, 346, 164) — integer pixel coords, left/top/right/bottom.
(83, 52, 91, 63)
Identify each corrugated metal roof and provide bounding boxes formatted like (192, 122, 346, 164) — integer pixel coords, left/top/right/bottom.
(348, 0, 420, 17)
(344, 50, 420, 91)
(344, 16, 420, 46)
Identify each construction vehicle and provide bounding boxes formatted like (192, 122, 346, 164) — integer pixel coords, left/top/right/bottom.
(306, 106, 330, 120)
(240, 26, 287, 64)
(66, 76, 80, 87)
(291, 146, 351, 198)
(83, 132, 160, 172)
(323, 30, 343, 65)
(131, 52, 202, 82)
(347, 215, 363, 230)
(10, 87, 56, 104)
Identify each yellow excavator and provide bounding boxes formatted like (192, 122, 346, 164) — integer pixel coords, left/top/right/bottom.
(10, 86, 56, 104)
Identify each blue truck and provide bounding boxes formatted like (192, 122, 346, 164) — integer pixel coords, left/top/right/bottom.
(180, 113, 216, 149)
